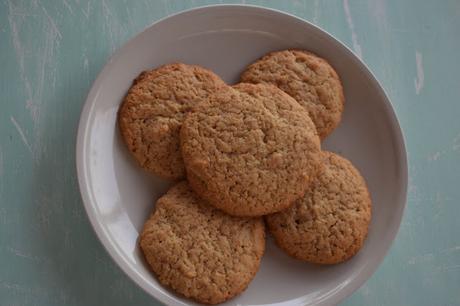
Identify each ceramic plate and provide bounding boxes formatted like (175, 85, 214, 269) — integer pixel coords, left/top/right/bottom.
(76, 5, 407, 306)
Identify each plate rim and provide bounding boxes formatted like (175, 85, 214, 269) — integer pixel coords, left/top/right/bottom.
(76, 4, 408, 306)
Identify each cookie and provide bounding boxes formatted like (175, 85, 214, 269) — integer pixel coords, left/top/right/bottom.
(180, 83, 322, 217)
(140, 182, 265, 304)
(266, 151, 372, 264)
(118, 63, 226, 179)
(240, 50, 344, 139)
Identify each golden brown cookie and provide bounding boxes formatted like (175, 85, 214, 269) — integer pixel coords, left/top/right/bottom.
(180, 83, 322, 217)
(240, 50, 344, 139)
(266, 151, 372, 264)
(118, 63, 226, 179)
(140, 182, 265, 304)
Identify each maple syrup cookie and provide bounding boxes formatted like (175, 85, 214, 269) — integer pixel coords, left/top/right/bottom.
(266, 151, 372, 264)
(241, 50, 344, 139)
(180, 83, 322, 217)
(139, 181, 265, 304)
(118, 63, 226, 179)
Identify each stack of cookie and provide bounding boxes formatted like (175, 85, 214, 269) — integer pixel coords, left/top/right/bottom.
(118, 50, 372, 304)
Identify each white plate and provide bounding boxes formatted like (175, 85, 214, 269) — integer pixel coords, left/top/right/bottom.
(76, 5, 407, 306)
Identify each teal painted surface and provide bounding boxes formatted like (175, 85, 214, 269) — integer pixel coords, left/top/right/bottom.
(1, 0, 459, 305)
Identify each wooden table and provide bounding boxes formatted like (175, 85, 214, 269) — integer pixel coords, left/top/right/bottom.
(1, 1, 459, 305)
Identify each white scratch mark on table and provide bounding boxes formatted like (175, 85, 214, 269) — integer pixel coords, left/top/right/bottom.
(38, 0, 62, 39)
(313, 0, 320, 24)
(62, 0, 74, 15)
(426, 133, 460, 161)
(8, 0, 60, 125)
(37, 4, 61, 108)
(7, 1, 25, 78)
(292, 0, 302, 7)
(452, 132, 460, 151)
(0, 280, 48, 297)
(7, 247, 44, 262)
(440, 245, 460, 254)
(435, 264, 460, 272)
(161, 0, 170, 15)
(7, 0, 35, 121)
(408, 252, 435, 265)
(124, 3, 134, 30)
(408, 243, 460, 266)
(37, 194, 53, 228)
(101, 0, 116, 52)
(427, 151, 441, 161)
(10, 116, 32, 154)
(359, 283, 371, 297)
(343, 0, 362, 58)
(83, 55, 89, 74)
(372, 0, 388, 28)
(414, 51, 424, 95)
(81, 1, 91, 19)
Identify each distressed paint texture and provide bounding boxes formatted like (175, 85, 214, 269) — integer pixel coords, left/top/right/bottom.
(414, 51, 424, 95)
(0, 1, 460, 306)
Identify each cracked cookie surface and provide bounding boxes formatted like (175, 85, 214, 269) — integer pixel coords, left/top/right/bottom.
(180, 83, 322, 217)
(266, 151, 371, 264)
(140, 181, 265, 304)
(118, 63, 226, 179)
(241, 50, 344, 139)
